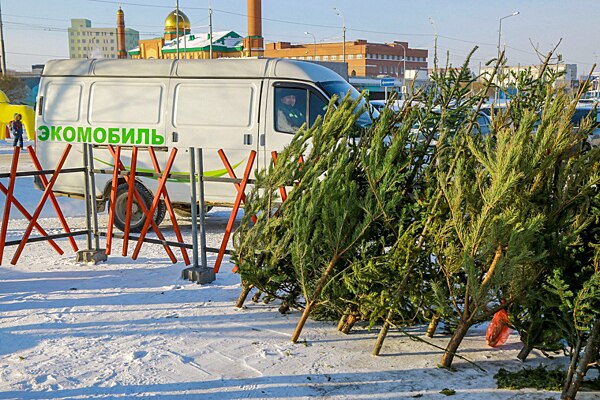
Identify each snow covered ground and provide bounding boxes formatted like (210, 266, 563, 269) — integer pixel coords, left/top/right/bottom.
(0, 144, 598, 399)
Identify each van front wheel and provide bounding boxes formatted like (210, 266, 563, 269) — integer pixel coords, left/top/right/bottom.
(113, 182, 166, 233)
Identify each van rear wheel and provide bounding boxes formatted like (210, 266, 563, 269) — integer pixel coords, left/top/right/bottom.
(113, 182, 166, 233)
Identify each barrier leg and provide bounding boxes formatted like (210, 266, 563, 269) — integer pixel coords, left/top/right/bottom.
(214, 150, 256, 273)
(271, 151, 288, 202)
(106, 146, 176, 263)
(122, 146, 138, 256)
(105, 146, 121, 255)
(27, 146, 79, 252)
(0, 148, 20, 264)
(131, 149, 178, 261)
(11, 145, 72, 265)
(148, 147, 190, 265)
(217, 149, 257, 224)
(0, 182, 63, 255)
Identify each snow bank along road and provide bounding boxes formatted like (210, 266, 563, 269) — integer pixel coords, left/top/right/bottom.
(0, 151, 598, 399)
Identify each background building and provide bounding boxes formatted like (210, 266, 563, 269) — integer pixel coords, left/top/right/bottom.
(480, 63, 578, 91)
(264, 40, 427, 78)
(68, 18, 139, 59)
(129, 10, 243, 60)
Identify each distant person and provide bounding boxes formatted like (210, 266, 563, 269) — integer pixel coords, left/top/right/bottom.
(277, 91, 305, 133)
(9, 113, 24, 149)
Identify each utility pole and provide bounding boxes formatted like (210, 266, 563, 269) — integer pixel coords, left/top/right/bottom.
(208, 0, 213, 59)
(333, 8, 346, 63)
(176, 0, 180, 59)
(0, 0, 7, 76)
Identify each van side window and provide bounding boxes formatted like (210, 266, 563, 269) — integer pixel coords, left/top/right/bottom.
(309, 92, 328, 127)
(275, 87, 307, 134)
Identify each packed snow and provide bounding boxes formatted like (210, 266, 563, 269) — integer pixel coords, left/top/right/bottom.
(0, 142, 598, 399)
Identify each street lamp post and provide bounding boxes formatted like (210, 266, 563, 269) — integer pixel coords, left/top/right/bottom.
(304, 31, 316, 58)
(395, 43, 406, 98)
(496, 11, 519, 101)
(333, 8, 346, 63)
(497, 11, 519, 61)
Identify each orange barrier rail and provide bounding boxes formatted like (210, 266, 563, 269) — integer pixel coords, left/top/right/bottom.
(0, 146, 87, 265)
(213, 150, 256, 273)
(102, 145, 187, 265)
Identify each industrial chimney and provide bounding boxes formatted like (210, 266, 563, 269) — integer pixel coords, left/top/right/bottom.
(243, 0, 263, 57)
(117, 7, 127, 59)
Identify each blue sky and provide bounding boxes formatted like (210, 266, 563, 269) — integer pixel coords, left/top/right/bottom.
(3, 0, 598, 75)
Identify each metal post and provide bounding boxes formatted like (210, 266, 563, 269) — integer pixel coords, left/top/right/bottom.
(176, 0, 180, 60)
(196, 148, 207, 269)
(189, 148, 198, 267)
(304, 31, 316, 58)
(0, 0, 6, 76)
(181, 147, 215, 284)
(334, 8, 346, 63)
(87, 144, 100, 250)
(208, 0, 213, 59)
(82, 144, 92, 250)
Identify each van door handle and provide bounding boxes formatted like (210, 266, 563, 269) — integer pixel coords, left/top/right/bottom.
(260, 134, 265, 146)
(172, 131, 178, 142)
(243, 133, 252, 145)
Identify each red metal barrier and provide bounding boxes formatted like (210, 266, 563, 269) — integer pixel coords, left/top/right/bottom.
(217, 149, 257, 224)
(132, 148, 178, 261)
(105, 146, 121, 255)
(27, 147, 79, 253)
(214, 150, 256, 273)
(122, 146, 139, 256)
(11, 145, 73, 265)
(0, 147, 22, 263)
(105, 145, 178, 264)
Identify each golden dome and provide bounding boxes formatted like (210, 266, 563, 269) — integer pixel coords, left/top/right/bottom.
(164, 10, 190, 32)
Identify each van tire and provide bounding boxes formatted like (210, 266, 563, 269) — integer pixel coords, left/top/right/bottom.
(113, 182, 166, 233)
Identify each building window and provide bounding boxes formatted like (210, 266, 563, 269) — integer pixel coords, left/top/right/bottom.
(383, 65, 387, 73)
(307, 56, 312, 60)
(331, 55, 337, 60)
(348, 54, 354, 60)
(357, 54, 363, 59)
(323, 55, 329, 60)
(315, 56, 320, 61)
(379, 66, 383, 74)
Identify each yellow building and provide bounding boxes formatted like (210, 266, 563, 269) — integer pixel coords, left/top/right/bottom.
(129, 9, 244, 60)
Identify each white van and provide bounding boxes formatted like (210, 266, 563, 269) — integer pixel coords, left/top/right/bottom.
(35, 58, 372, 231)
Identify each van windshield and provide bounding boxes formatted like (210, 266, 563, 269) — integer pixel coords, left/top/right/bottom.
(320, 80, 377, 127)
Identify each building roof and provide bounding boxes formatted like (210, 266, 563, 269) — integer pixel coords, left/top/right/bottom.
(128, 31, 243, 55)
(164, 9, 190, 32)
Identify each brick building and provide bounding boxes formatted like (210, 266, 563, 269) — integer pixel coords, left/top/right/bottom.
(264, 40, 427, 78)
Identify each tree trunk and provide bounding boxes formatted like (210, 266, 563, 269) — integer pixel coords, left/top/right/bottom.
(426, 315, 441, 338)
(563, 336, 583, 397)
(440, 319, 471, 368)
(517, 344, 533, 362)
(341, 314, 358, 334)
(337, 313, 348, 331)
(235, 283, 253, 308)
(372, 309, 394, 356)
(563, 318, 600, 400)
(251, 290, 262, 303)
(291, 256, 339, 343)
